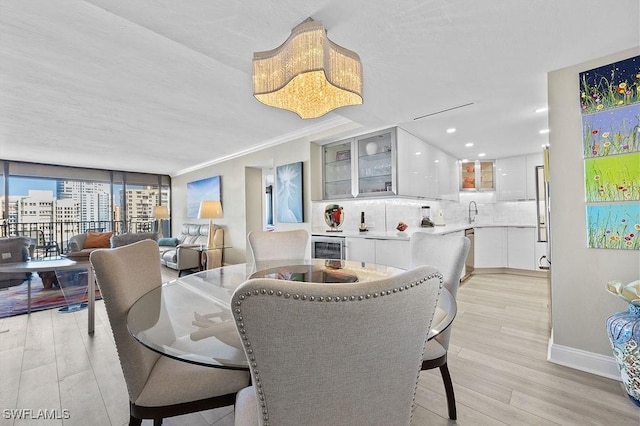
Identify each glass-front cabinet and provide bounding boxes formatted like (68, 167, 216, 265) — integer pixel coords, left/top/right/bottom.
(460, 160, 495, 191)
(355, 129, 396, 196)
(323, 139, 354, 199)
(322, 129, 397, 199)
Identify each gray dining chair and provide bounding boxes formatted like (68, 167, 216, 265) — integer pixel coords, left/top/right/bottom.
(232, 265, 443, 426)
(247, 229, 309, 264)
(410, 231, 470, 420)
(90, 239, 250, 426)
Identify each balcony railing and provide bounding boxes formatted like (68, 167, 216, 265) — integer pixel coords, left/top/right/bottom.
(0, 218, 156, 255)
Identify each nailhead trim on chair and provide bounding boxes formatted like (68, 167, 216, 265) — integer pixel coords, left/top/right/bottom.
(234, 272, 443, 425)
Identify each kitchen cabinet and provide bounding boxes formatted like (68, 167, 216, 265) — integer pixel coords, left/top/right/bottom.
(474, 226, 544, 271)
(396, 127, 460, 201)
(474, 227, 507, 268)
(344, 236, 410, 269)
(375, 239, 411, 270)
(460, 160, 495, 191)
(507, 227, 535, 270)
(321, 126, 459, 201)
(355, 129, 396, 196)
(496, 153, 544, 201)
(345, 237, 376, 263)
(323, 139, 354, 199)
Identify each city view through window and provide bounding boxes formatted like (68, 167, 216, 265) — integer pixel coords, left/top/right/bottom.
(1, 173, 170, 254)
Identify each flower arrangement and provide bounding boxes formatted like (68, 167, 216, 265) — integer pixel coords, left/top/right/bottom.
(606, 280, 640, 306)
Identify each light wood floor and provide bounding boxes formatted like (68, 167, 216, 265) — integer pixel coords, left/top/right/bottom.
(0, 270, 638, 425)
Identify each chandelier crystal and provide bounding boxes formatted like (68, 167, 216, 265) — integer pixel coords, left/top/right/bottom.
(252, 18, 363, 119)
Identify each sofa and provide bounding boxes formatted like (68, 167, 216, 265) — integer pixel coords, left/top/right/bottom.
(66, 231, 158, 260)
(67, 231, 114, 260)
(0, 237, 31, 289)
(110, 232, 158, 248)
(159, 223, 223, 275)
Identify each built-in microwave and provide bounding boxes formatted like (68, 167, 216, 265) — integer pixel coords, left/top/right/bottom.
(311, 235, 346, 260)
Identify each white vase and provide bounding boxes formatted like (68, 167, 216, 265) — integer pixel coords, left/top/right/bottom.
(365, 142, 378, 155)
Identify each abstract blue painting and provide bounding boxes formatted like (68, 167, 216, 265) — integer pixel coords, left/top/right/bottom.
(276, 162, 303, 223)
(187, 176, 221, 218)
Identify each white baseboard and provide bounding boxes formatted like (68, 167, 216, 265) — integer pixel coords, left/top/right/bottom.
(547, 333, 621, 381)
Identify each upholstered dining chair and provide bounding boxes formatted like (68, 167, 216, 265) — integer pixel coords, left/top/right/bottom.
(90, 239, 250, 426)
(410, 232, 470, 420)
(232, 265, 443, 426)
(247, 229, 309, 264)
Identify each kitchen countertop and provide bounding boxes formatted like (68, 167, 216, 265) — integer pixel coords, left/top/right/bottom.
(312, 223, 536, 241)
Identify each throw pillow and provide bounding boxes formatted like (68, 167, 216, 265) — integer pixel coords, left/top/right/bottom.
(158, 237, 179, 247)
(84, 232, 113, 249)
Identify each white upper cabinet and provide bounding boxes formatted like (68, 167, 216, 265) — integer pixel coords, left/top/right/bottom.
(321, 127, 459, 201)
(496, 156, 527, 200)
(496, 152, 544, 201)
(396, 128, 436, 198)
(396, 127, 459, 201)
(356, 129, 397, 197)
(322, 139, 354, 199)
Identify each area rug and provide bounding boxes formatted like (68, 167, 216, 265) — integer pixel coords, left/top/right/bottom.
(0, 272, 102, 319)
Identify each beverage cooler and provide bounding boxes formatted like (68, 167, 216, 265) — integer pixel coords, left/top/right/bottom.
(311, 236, 346, 260)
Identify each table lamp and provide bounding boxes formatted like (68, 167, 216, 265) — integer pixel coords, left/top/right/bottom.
(152, 205, 170, 238)
(198, 200, 223, 248)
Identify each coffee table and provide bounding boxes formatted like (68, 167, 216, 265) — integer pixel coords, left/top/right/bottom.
(0, 257, 96, 334)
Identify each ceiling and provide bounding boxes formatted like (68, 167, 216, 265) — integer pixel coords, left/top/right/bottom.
(1, 1, 638, 176)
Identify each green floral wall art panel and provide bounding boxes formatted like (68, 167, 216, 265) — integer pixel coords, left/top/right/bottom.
(584, 153, 639, 202)
(586, 203, 640, 250)
(582, 105, 640, 158)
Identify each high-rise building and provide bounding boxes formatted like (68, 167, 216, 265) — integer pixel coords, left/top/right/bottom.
(57, 181, 110, 222)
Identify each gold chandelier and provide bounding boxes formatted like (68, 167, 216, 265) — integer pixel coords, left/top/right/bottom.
(252, 18, 363, 119)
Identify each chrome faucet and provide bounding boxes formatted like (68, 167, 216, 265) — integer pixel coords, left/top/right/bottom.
(468, 201, 478, 224)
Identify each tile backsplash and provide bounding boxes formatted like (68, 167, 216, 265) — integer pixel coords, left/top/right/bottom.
(311, 192, 537, 232)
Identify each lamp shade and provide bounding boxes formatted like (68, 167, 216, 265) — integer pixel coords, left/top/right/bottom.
(252, 18, 363, 119)
(198, 200, 223, 219)
(152, 205, 170, 219)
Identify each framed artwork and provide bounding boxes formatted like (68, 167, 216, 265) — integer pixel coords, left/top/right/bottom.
(579, 55, 640, 114)
(276, 162, 303, 223)
(187, 176, 221, 218)
(586, 203, 640, 250)
(580, 54, 640, 250)
(582, 105, 640, 158)
(584, 153, 640, 202)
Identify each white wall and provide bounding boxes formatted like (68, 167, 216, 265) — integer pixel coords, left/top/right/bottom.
(171, 139, 312, 264)
(547, 47, 640, 377)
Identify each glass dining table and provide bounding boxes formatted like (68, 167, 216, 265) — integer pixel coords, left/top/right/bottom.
(127, 259, 457, 370)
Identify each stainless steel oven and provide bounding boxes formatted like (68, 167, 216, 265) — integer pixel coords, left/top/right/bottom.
(311, 235, 346, 260)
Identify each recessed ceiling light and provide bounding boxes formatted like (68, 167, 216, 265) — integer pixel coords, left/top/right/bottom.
(535, 107, 548, 113)
(461, 159, 468, 162)
(434, 159, 440, 163)
(478, 153, 486, 157)
(465, 142, 473, 147)
(415, 151, 421, 155)
(539, 129, 550, 134)
(446, 128, 456, 133)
